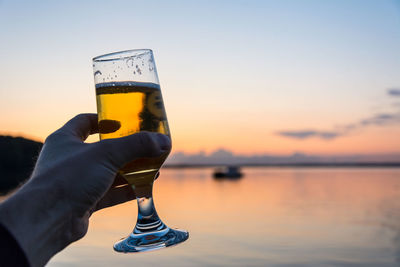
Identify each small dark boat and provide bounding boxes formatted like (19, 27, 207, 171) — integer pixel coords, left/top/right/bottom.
(213, 166, 243, 179)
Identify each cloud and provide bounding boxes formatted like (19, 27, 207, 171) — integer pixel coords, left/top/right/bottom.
(360, 113, 400, 126)
(277, 112, 400, 140)
(388, 88, 400, 97)
(276, 89, 400, 140)
(277, 130, 341, 140)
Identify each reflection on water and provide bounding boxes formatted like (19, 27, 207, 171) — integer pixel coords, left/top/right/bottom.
(49, 168, 400, 266)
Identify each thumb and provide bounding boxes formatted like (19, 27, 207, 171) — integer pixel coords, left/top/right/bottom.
(94, 132, 171, 170)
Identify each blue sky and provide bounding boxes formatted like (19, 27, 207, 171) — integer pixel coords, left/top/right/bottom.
(0, 0, 399, 154)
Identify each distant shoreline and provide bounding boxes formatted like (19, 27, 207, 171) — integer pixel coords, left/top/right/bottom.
(164, 162, 400, 168)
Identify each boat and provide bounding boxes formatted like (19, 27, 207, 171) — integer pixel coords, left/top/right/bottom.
(213, 166, 243, 179)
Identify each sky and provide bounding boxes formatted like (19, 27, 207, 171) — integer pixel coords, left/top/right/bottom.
(0, 0, 399, 156)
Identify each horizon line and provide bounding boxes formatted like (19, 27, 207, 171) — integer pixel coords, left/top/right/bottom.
(164, 162, 400, 168)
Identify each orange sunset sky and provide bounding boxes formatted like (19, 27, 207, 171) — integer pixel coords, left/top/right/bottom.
(0, 1, 399, 156)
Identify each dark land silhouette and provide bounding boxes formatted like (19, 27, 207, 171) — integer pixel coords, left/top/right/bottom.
(0, 136, 42, 195)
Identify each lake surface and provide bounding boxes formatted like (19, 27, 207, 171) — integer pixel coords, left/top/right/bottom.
(48, 167, 400, 266)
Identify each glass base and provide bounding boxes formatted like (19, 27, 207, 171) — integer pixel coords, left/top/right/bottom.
(113, 227, 189, 253)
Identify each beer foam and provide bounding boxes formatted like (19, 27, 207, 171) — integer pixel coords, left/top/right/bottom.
(95, 81, 161, 95)
(96, 81, 160, 89)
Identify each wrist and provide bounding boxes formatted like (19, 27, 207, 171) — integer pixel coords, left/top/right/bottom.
(0, 177, 76, 267)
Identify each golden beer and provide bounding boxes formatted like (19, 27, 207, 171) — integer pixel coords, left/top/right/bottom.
(96, 81, 170, 189)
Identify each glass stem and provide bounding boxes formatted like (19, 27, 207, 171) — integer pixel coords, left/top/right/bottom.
(133, 182, 166, 234)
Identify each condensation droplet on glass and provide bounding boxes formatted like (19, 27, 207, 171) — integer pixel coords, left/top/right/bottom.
(136, 65, 142, 75)
(94, 70, 102, 76)
(103, 78, 105, 81)
(133, 71, 136, 74)
(115, 75, 117, 78)
(126, 57, 134, 68)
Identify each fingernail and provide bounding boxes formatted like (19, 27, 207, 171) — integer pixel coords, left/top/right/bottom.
(156, 134, 171, 152)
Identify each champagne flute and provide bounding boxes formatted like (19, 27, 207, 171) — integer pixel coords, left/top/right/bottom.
(92, 49, 188, 252)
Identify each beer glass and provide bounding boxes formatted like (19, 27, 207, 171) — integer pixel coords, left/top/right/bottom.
(92, 49, 188, 252)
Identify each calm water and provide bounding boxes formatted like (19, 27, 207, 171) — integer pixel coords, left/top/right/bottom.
(48, 168, 400, 266)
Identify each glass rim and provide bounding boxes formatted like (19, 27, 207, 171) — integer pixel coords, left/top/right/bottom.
(93, 49, 153, 62)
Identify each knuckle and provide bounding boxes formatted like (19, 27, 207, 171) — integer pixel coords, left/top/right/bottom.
(66, 113, 93, 130)
(135, 132, 159, 155)
(44, 130, 67, 144)
(136, 132, 152, 146)
(72, 113, 87, 121)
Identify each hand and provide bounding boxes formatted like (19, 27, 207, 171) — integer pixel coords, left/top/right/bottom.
(31, 114, 143, 212)
(0, 114, 171, 267)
